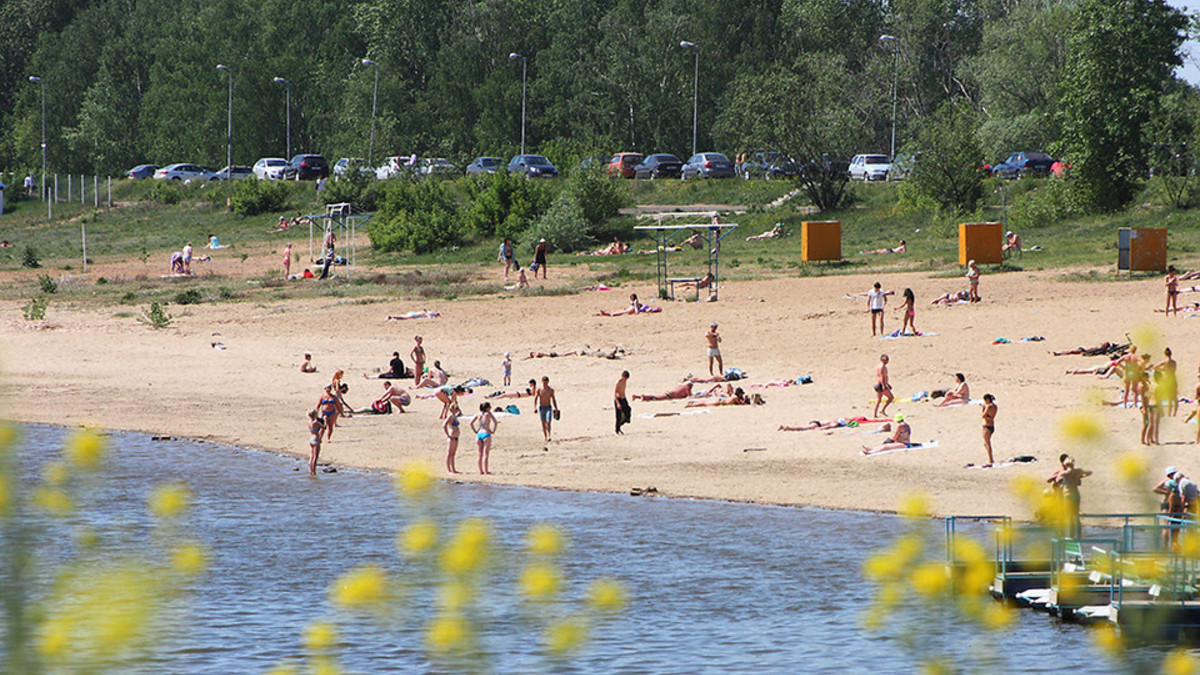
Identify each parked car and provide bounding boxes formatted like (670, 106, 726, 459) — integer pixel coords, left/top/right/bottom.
(420, 158, 458, 177)
(211, 165, 253, 181)
(889, 152, 918, 181)
(376, 154, 418, 180)
(290, 154, 329, 180)
(127, 164, 159, 180)
(333, 158, 371, 177)
(741, 150, 799, 180)
(848, 154, 892, 181)
(991, 151, 1054, 179)
(466, 157, 503, 175)
(154, 163, 215, 181)
(606, 152, 644, 178)
(507, 154, 558, 178)
(633, 154, 683, 180)
(252, 157, 296, 180)
(681, 152, 735, 179)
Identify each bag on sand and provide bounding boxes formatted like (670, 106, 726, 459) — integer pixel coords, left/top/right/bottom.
(371, 400, 392, 414)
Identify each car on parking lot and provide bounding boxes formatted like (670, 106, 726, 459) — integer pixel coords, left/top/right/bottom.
(420, 158, 458, 177)
(466, 157, 503, 175)
(991, 151, 1054, 179)
(333, 158, 372, 177)
(127, 164, 159, 180)
(376, 155, 419, 180)
(507, 154, 558, 178)
(290, 154, 329, 180)
(633, 154, 683, 180)
(681, 152, 735, 179)
(154, 163, 215, 181)
(252, 158, 296, 180)
(848, 154, 892, 181)
(211, 165, 253, 181)
(740, 150, 799, 180)
(606, 152, 644, 178)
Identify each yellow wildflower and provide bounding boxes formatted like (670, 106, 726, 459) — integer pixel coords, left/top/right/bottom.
(265, 665, 300, 675)
(33, 486, 72, 516)
(980, 602, 1014, 631)
(426, 613, 470, 653)
(519, 563, 562, 601)
(437, 580, 474, 612)
(1114, 451, 1148, 484)
(1011, 475, 1040, 500)
(1164, 648, 1198, 675)
(330, 565, 390, 610)
(910, 561, 949, 598)
(42, 461, 69, 486)
(922, 659, 952, 675)
(0, 475, 10, 516)
(441, 518, 492, 575)
(898, 493, 931, 520)
(66, 428, 106, 470)
(586, 578, 628, 613)
(304, 621, 338, 652)
(526, 523, 565, 556)
(171, 541, 208, 577)
(1131, 324, 1160, 353)
(1093, 623, 1122, 656)
(1058, 410, 1104, 443)
(544, 617, 588, 655)
(148, 482, 191, 520)
(36, 616, 72, 658)
(399, 519, 438, 555)
(396, 461, 436, 498)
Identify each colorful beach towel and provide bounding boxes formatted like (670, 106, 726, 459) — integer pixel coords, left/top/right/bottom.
(862, 440, 939, 457)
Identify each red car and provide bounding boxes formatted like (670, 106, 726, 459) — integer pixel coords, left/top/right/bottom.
(606, 152, 644, 178)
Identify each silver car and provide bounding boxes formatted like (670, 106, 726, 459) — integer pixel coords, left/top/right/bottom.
(848, 154, 892, 181)
(154, 163, 215, 181)
(252, 157, 296, 180)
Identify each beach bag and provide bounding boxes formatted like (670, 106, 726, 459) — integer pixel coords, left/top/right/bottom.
(371, 400, 392, 414)
(505, 404, 521, 415)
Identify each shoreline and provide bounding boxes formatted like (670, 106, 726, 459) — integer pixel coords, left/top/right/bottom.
(1, 268, 1191, 519)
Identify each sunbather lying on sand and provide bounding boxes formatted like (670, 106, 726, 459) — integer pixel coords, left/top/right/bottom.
(632, 383, 692, 401)
(931, 290, 971, 305)
(780, 417, 886, 431)
(387, 310, 441, 320)
(746, 224, 784, 241)
(1052, 341, 1129, 357)
(596, 293, 660, 316)
(862, 240, 906, 255)
(1065, 359, 1123, 377)
(685, 388, 750, 407)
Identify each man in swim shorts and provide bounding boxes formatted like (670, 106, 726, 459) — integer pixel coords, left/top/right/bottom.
(867, 282, 890, 336)
(873, 354, 894, 418)
(537, 375, 559, 442)
(706, 323, 723, 376)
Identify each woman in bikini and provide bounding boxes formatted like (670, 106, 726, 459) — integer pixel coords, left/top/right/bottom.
(317, 386, 339, 442)
(444, 402, 462, 474)
(597, 293, 658, 316)
(307, 410, 325, 476)
(1155, 347, 1179, 416)
(1167, 265, 1180, 316)
(899, 288, 916, 334)
(410, 336, 426, 384)
(436, 385, 466, 420)
(283, 243, 293, 278)
(936, 373, 970, 406)
(471, 402, 498, 475)
(862, 415, 912, 455)
(981, 394, 998, 467)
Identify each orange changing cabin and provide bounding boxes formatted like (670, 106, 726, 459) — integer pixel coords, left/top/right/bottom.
(958, 222, 1003, 266)
(801, 221, 841, 262)
(1118, 227, 1167, 273)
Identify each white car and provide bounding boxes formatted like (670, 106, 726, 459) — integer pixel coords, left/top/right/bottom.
(333, 157, 372, 177)
(253, 157, 296, 180)
(848, 154, 892, 181)
(375, 154, 419, 180)
(211, 165, 253, 181)
(420, 158, 457, 176)
(154, 163, 215, 181)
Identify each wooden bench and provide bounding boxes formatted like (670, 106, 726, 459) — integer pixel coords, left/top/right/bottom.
(667, 276, 706, 301)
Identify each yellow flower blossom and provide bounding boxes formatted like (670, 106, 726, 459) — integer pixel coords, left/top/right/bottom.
(922, 659, 952, 675)
(0, 423, 18, 452)
(1114, 451, 1148, 484)
(396, 461, 436, 498)
(544, 617, 588, 655)
(910, 562, 949, 598)
(171, 541, 208, 576)
(520, 563, 562, 601)
(42, 461, 69, 486)
(33, 486, 72, 516)
(265, 665, 300, 675)
(399, 519, 438, 555)
(304, 621, 338, 652)
(426, 613, 470, 653)
(980, 602, 1014, 630)
(1131, 324, 1160, 353)
(437, 580, 474, 612)
(1058, 410, 1104, 443)
(441, 518, 492, 575)
(1010, 475, 1040, 500)
(1093, 623, 1122, 656)
(0, 475, 10, 516)
(330, 565, 390, 610)
(898, 493, 931, 520)
(526, 523, 565, 556)
(1181, 534, 1200, 560)
(875, 582, 903, 608)
(66, 428, 106, 470)
(36, 616, 72, 658)
(1164, 648, 1198, 675)
(586, 578, 628, 613)
(148, 482, 190, 520)
(313, 660, 343, 675)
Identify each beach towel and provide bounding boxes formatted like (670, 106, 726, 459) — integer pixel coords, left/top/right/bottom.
(993, 337, 1011, 344)
(459, 377, 492, 389)
(911, 391, 928, 402)
(724, 367, 747, 381)
(862, 440, 939, 457)
(880, 331, 937, 340)
(505, 404, 521, 415)
(1020, 336, 1045, 342)
(796, 375, 813, 385)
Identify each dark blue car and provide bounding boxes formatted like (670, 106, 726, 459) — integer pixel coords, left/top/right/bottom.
(991, 152, 1054, 179)
(507, 154, 558, 178)
(633, 154, 683, 179)
(127, 164, 159, 180)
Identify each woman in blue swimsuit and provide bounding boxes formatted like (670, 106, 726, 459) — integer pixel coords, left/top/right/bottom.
(307, 410, 326, 476)
(444, 403, 462, 474)
(317, 385, 339, 442)
(471, 402, 498, 475)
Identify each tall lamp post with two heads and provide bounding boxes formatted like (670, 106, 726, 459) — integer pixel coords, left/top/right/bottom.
(880, 35, 900, 165)
(28, 75, 48, 217)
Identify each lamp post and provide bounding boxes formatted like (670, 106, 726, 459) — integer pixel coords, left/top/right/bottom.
(679, 41, 699, 157)
(217, 65, 233, 174)
(360, 59, 379, 166)
(880, 35, 900, 164)
(509, 53, 527, 155)
(273, 77, 291, 159)
(28, 76, 47, 214)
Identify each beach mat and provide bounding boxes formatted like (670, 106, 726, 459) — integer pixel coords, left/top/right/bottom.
(862, 440, 939, 457)
(879, 331, 938, 340)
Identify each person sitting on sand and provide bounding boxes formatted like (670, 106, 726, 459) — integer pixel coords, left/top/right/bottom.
(862, 240, 906, 255)
(930, 290, 971, 305)
(387, 310, 441, 320)
(301, 353, 317, 373)
(935, 373, 970, 406)
(1052, 341, 1129, 357)
(746, 224, 784, 241)
(364, 381, 410, 414)
(633, 383, 693, 401)
(415, 360, 449, 388)
(273, 215, 291, 232)
(365, 352, 408, 379)
(170, 251, 185, 274)
(862, 415, 912, 455)
(685, 387, 750, 407)
(596, 293, 660, 316)
(780, 417, 886, 432)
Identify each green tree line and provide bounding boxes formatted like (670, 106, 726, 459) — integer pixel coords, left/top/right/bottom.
(0, 0, 1194, 213)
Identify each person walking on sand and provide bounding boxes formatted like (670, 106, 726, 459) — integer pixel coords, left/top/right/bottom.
(873, 354, 894, 418)
(899, 288, 917, 335)
(471, 402, 498, 475)
(499, 237, 517, 281)
(981, 393, 998, 467)
(706, 323, 723, 376)
(410, 336, 426, 384)
(444, 402, 462, 474)
(615, 370, 631, 434)
(283, 242, 293, 278)
(307, 410, 325, 476)
(536, 376, 559, 442)
(533, 238, 548, 279)
(852, 282, 893, 336)
(1167, 266, 1181, 316)
(966, 260, 981, 303)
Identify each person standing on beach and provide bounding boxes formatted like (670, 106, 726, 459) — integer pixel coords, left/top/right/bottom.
(1167, 266, 1180, 316)
(966, 260, 981, 303)
(307, 410, 325, 476)
(499, 238, 517, 281)
(444, 402, 461, 474)
(320, 228, 337, 280)
(283, 242, 293, 278)
(182, 242, 194, 275)
(706, 323, 723, 376)
(853, 282, 893, 336)
(502, 352, 512, 387)
(471, 402, 498, 475)
(1155, 347, 1178, 416)
(533, 238, 548, 279)
(873, 354, 894, 418)
(1047, 454, 1091, 536)
(1118, 345, 1140, 406)
(537, 376, 559, 442)
(410, 336, 426, 384)
(981, 394, 998, 467)
(615, 371, 631, 434)
(899, 288, 916, 335)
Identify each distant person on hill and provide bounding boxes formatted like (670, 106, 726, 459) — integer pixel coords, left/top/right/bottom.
(1003, 231, 1022, 255)
(532, 238, 548, 279)
(499, 237, 517, 281)
(862, 240, 906, 255)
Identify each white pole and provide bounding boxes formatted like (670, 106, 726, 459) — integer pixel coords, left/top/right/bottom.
(68, 174, 72, 202)
(94, 175, 98, 207)
(54, 174, 58, 204)
(107, 176, 112, 207)
(80, 174, 84, 204)
(82, 221, 87, 273)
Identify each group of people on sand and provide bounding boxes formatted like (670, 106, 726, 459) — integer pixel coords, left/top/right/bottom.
(274, 212, 312, 232)
(1153, 466, 1200, 548)
(498, 237, 549, 283)
(169, 241, 211, 275)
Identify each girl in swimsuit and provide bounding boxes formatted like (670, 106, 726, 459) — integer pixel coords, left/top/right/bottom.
(1167, 266, 1180, 316)
(436, 385, 465, 420)
(411, 336, 426, 384)
(307, 410, 325, 476)
(471, 402, 498, 475)
(900, 288, 916, 334)
(317, 385, 339, 441)
(444, 403, 462, 474)
(283, 243, 292, 278)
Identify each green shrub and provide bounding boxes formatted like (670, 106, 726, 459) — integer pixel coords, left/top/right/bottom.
(563, 167, 628, 229)
(139, 301, 173, 329)
(463, 172, 553, 238)
(231, 179, 289, 216)
(149, 180, 183, 205)
(321, 170, 386, 212)
(1008, 178, 1077, 230)
(520, 194, 595, 253)
(37, 274, 57, 294)
(21, 245, 40, 269)
(173, 289, 203, 305)
(369, 180, 463, 254)
(22, 297, 47, 321)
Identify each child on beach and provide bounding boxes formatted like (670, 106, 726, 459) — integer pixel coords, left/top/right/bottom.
(307, 410, 325, 476)
(444, 403, 461, 474)
(301, 353, 317, 373)
(966, 260, 981, 303)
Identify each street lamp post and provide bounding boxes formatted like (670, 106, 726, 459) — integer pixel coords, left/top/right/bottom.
(28, 76, 48, 216)
(360, 59, 379, 166)
(509, 53, 527, 155)
(679, 41, 699, 157)
(273, 77, 291, 159)
(217, 65, 233, 174)
(880, 35, 900, 164)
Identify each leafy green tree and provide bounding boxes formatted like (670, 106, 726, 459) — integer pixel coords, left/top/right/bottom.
(369, 180, 462, 254)
(903, 99, 984, 214)
(1143, 86, 1200, 209)
(1056, 0, 1187, 212)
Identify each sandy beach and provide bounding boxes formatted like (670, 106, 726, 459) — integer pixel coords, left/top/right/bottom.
(1, 262, 1192, 518)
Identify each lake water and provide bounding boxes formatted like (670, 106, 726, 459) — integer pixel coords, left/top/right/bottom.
(5, 425, 1183, 673)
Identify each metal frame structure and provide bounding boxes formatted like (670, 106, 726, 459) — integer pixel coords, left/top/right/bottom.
(306, 202, 372, 279)
(634, 212, 737, 302)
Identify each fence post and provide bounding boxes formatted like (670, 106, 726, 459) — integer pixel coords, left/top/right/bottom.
(81, 174, 85, 205)
(94, 175, 98, 207)
(68, 174, 72, 202)
(107, 177, 112, 207)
